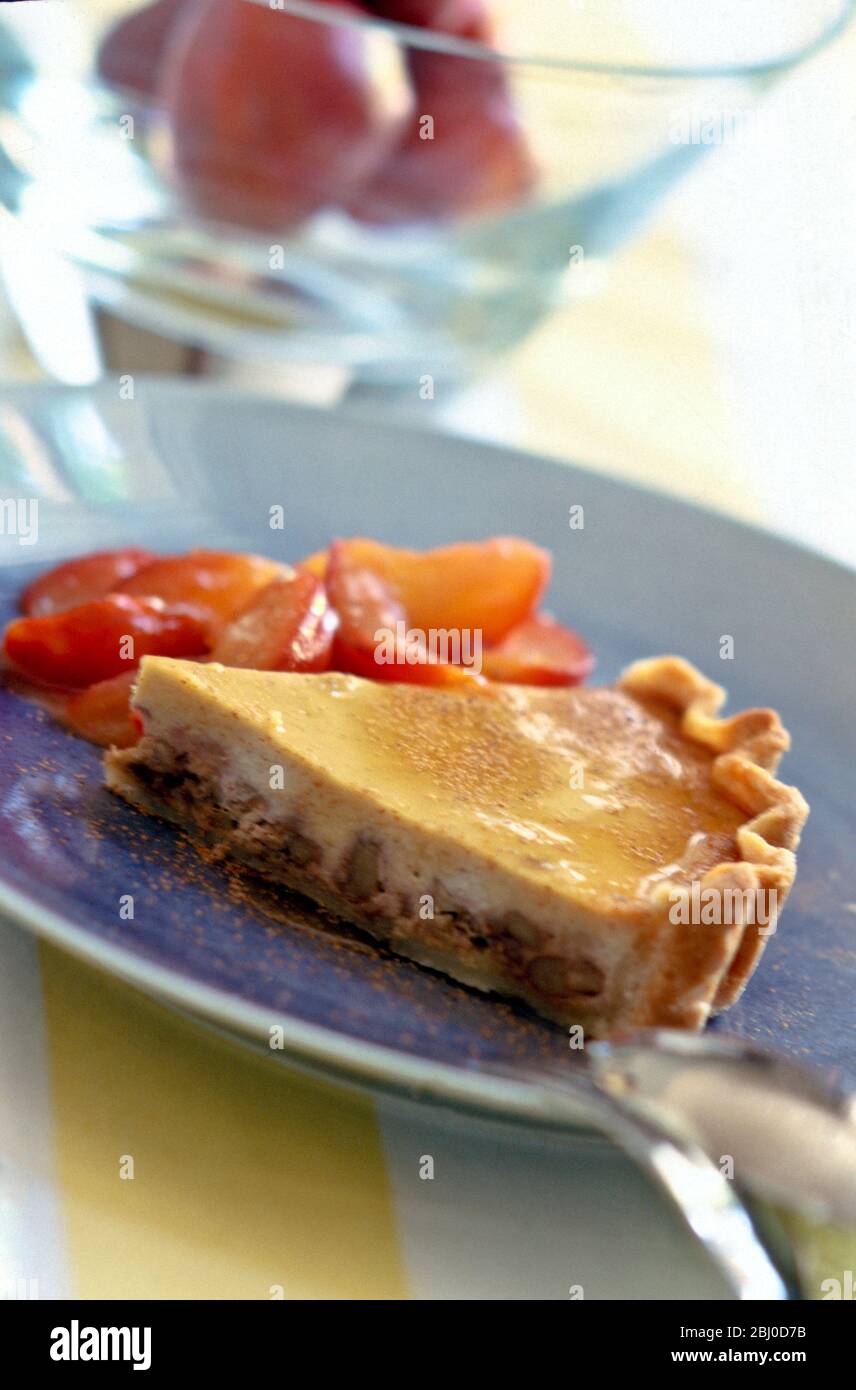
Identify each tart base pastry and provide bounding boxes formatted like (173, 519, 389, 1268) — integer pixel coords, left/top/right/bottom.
(105, 656, 808, 1035)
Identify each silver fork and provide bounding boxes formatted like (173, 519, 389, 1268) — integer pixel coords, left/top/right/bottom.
(484, 1031, 856, 1300)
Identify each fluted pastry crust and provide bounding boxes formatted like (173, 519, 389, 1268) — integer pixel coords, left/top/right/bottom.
(619, 657, 808, 1017)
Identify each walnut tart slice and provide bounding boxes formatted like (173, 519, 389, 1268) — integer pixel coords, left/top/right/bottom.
(105, 655, 807, 1036)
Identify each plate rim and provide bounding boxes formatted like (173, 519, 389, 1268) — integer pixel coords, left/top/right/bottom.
(2, 374, 855, 586)
(2, 377, 854, 1114)
(0, 871, 597, 1129)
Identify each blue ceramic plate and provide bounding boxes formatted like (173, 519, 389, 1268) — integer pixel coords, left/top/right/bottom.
(1, 381, 854, 1113)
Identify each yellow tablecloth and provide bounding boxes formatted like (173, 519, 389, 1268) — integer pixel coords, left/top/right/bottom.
(0, 924, 747, 1300)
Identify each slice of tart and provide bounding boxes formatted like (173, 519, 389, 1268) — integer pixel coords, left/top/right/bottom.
(105, 655, 808, 1034)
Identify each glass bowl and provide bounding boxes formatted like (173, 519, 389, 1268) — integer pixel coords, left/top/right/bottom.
(0, 0, 852, 384)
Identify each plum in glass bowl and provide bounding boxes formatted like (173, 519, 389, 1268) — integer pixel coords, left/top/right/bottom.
(0, 0, 852, 384)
